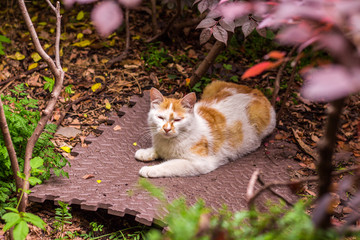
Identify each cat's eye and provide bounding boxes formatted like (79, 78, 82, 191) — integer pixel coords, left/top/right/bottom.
(174, 118, 182, 122)
(157, 116, 165, 120)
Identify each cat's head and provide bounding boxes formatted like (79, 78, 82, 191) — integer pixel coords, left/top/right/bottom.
(148, 88, 196, 138)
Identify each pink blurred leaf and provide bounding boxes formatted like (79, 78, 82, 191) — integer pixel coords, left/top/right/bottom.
(118, 0, 142, 8)
(63, 0, 76, 8)
(196, 18, 217, 29)
(301, 65, 360, 102)
(218, 2, 251, 21)
(198, 0, 209, 14)
(91, 1, 123, 37)
(200, 28, 212, 45)
(277, 23, 313, 45)
(219, 18, 235, 32)
(213, 25, 228, 44)
(242, 19, 257, 38)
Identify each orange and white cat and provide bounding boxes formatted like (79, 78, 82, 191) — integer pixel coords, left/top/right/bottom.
(135, 81, 276, 178)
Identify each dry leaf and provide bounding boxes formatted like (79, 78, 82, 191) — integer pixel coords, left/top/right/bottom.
(82, 174, 95, 179)
(113, 125, 122, 131)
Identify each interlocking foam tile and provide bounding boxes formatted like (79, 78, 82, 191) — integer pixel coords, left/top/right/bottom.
(29, 91, 300, 226)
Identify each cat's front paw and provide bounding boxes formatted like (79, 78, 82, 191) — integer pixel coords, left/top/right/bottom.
(135, 148, 158, 162)
(139, 166, 163, 178)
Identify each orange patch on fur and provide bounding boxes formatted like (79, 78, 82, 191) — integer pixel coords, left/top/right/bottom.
(247, 89, 271, 135)
(159, 98, 186, 117)
(198, 106, 226, 153)
(191, 137, 209, 156)
(226, 121, 244, 149)
(201, 81, 252, 103)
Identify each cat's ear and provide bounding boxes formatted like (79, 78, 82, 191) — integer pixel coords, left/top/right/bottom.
(150, 88, 164, 108)
(180, 92, 196, 110)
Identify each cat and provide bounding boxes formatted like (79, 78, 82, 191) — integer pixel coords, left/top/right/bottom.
(135, 81, 276, 178)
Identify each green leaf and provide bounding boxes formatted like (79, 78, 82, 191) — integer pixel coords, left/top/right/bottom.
(13, 220, 29, 240)
(23, 212, 46, 230)
(4, 207, 19, 213)
(0, 35, 11, 43)
(17, 171, 26, 180)
(28, 176, 42, 186)
(2, 212, 21, 232)
(30, 157, 44, 169)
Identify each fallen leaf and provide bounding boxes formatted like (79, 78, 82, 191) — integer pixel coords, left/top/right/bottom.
(31, 52, 42, 62)
(292, 128, 319, 161)
(113, 125, 122, 131)
(91, 83, 102, 92)
(104, 99, 111, 110)
(97, 180, 102, 183)
(8, 52, 26, 60)
(73, 40, 93, 47)
(28, 62, 38, 70)
(82, 174, 94, 179)
(56, 126, 82, 138)
(60, 146, 71, 153)
(265, 51, 286, 60)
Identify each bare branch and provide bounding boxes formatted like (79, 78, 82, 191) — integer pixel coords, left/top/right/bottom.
(0, 98, 22, 190)
(17, 0, 64, 212)
(247, 165, 360, 209)
(271, 46, 297, 107)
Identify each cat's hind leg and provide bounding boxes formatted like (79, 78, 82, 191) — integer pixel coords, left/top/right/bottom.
(135, 147, 159, 162)
(139, 158, 220, 177)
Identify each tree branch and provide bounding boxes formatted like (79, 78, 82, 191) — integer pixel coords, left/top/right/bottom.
(0, 97, 22, 190)
(189, 40, 227, 87)
(146, 0, 181, 43)
(18, 0, 64, 212)
(315, 98, 346, 229)
(247, 165, 360, 209)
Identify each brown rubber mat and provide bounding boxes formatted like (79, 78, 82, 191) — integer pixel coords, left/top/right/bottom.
(29, 91, 300, 226)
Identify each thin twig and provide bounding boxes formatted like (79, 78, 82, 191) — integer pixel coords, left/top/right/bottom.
(146, 0, 181, 43)
(247, 165, 360, 208)
(257, 175, 293, 207)
(106, 8, 130, 67)
(0, 98, 22, 190)
(276, 54, 301, 124)
(271, 46, 297, 107)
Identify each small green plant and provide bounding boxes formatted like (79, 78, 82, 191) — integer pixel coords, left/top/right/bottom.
(1, 157, 47, 240)
(142, 43, 172, 70)
(139, 179, 344, 240)
(0, 34, 11, 55)
(191, 77, 212, 93)
(43, 76, 55, 92)
(0, 84, 69, 216)
(53, 201, 72, 239)
(64, 85, 75, 101)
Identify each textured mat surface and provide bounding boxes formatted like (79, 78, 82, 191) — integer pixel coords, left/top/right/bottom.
(29, 91, 300, 226)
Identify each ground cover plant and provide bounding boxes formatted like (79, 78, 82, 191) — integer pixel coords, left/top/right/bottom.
(0, 0, 359, 239)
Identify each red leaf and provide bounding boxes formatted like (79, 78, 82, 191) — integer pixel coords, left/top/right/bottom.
(242, 61, 273, 79)
(265, 51, 286, 60)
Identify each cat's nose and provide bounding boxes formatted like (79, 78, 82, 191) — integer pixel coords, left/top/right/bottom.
(163, 127, 171, 133)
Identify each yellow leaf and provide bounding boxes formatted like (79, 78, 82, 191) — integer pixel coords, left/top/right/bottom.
(84, 113, 88, 118)
(60, 48, 63, 57)
(8, 52, 26, 61)
(104, 99, 111, 110)
(133, 142, 137, 146)
(91, 83, 102, 92)
(97, 180, 102, 184)
(132, 35, 141, 40)
(63, 67, 68, 72)
(185, 78, 191, 87)
(77, 33, 84, 39)
(31, 52, 42, 62)
(44, 43, 51, 49)
(101, 59, 109, 64)
(50, 28, 55, 34)
(31, 15, 38, 22)
(76, 11, 84, 21)
(28, 62, 38, 71)
(60, 146, 71, 153)
(72, 40, 92, 47)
